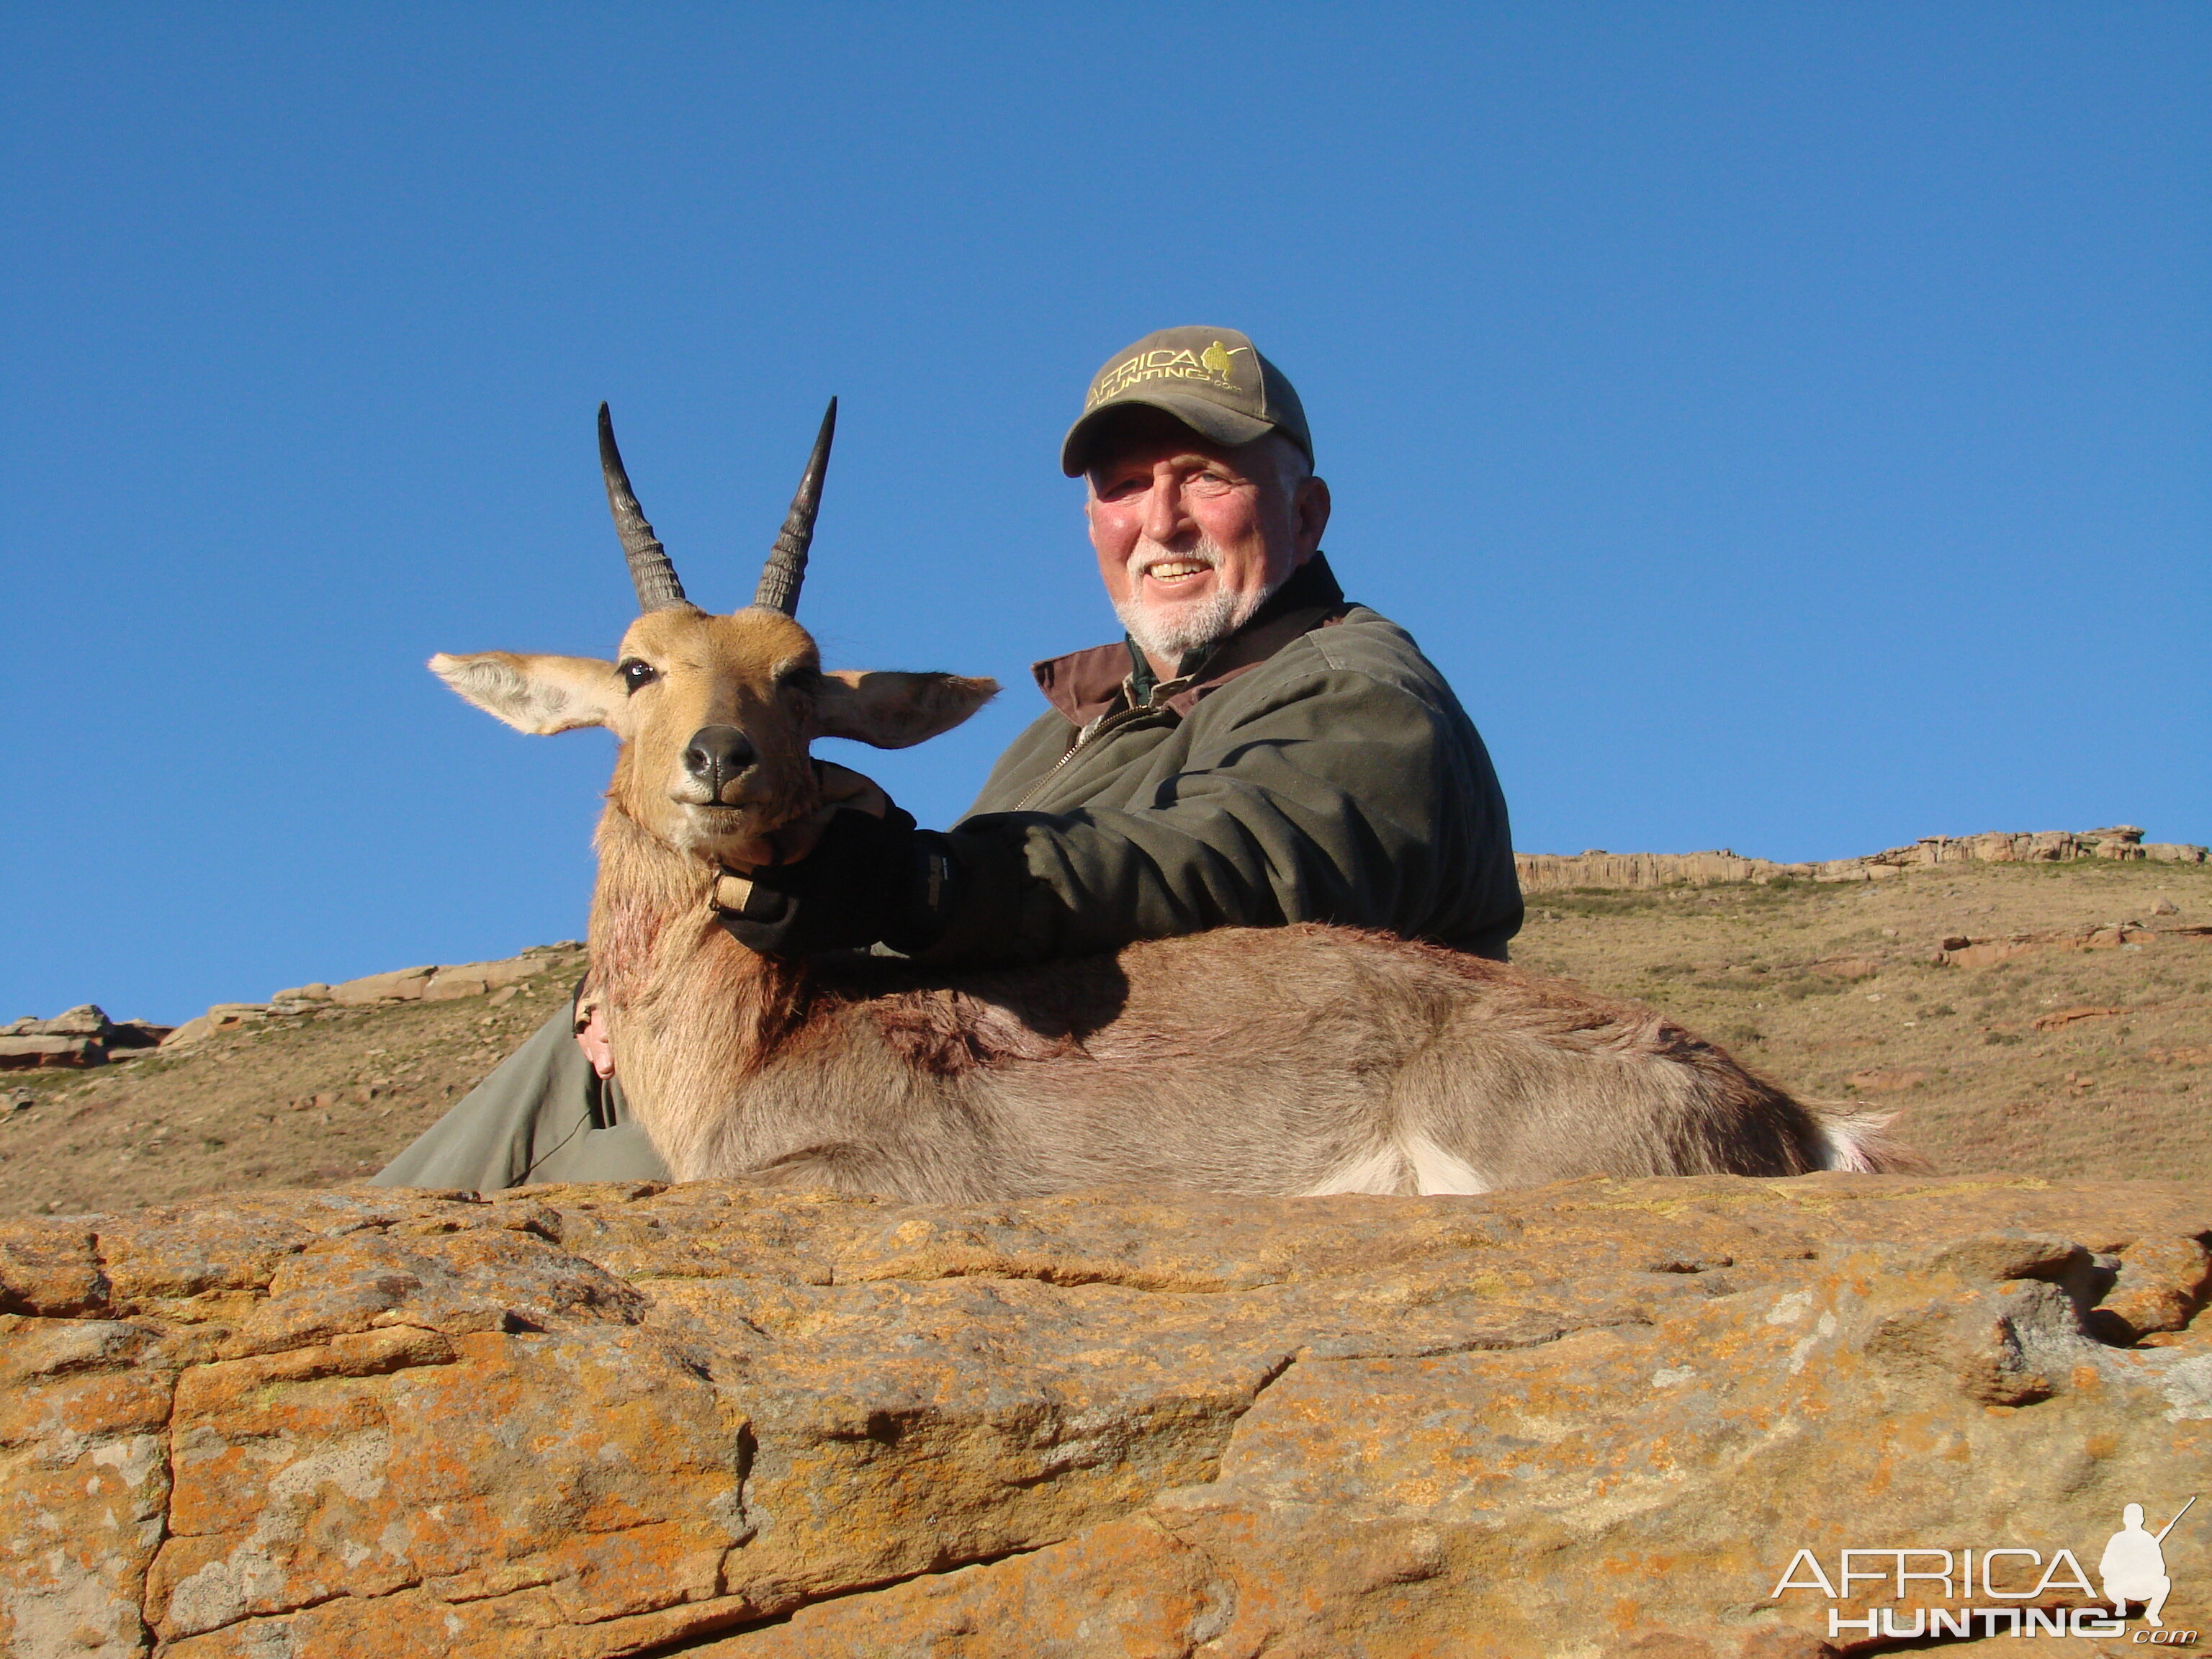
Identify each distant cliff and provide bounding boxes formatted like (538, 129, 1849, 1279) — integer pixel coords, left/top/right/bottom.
(1517, 824, 2207, 894)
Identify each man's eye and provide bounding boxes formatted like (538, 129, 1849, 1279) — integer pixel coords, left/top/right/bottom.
(619, 660, 657, 693)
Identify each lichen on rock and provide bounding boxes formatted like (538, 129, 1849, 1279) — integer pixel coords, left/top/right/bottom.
(0, 1174, 2206, 1657)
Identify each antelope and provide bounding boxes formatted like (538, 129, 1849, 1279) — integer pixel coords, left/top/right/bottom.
(430, 404, 1902, 1200)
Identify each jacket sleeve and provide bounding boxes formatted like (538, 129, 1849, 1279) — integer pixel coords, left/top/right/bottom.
(922, 665, 1519, 965)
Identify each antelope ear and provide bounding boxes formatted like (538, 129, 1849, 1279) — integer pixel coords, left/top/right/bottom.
(430, 652, 628, 736)
(814, 671, 998, 749)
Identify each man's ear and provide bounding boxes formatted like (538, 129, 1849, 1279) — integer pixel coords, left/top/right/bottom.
(429, 652, 628, 736)
(814, 671, 998, 749)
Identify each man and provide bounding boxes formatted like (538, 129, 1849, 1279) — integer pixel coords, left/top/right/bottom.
(376, 325, 1521, 1190)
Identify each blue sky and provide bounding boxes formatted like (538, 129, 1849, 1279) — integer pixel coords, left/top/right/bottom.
(3, 4, 2205, 1025)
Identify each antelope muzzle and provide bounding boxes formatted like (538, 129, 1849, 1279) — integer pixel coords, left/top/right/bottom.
(680, 724, 760, 804)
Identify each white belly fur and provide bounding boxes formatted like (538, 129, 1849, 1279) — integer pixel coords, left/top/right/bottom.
(1300, 1133, 1491, 1197)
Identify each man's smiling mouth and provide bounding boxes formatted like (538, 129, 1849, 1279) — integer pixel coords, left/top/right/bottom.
(1143, 559, 1213, 585)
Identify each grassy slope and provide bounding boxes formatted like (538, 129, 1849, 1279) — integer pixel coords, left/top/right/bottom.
(1, 860, 2203, 1218)
(1513, 858, 2211, 1182)
(0, 949, 586, 1219)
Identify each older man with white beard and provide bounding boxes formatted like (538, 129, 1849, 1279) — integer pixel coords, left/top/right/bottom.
(376, 325, 1521, 1190)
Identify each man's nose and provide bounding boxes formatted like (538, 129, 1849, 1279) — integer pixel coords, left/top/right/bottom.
(683, 725, 757, 797)
(1140, 474, 1191, 546)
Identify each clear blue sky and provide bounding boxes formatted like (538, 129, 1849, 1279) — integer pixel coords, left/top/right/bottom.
(3, 4, 2205, 1025)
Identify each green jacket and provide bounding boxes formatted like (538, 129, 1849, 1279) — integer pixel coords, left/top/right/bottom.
(925, 555, 1522, 965)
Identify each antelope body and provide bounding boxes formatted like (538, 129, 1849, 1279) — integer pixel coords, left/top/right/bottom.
(433, 405, 1897, 1199)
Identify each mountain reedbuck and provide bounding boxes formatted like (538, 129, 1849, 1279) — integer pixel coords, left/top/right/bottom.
(431, 404, 1899, 1200)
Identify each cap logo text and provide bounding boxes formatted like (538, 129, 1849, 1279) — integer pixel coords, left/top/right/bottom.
(1089, 340, 1251, 408)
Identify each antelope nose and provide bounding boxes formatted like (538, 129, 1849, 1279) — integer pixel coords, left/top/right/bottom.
(683, 725, 757, 793)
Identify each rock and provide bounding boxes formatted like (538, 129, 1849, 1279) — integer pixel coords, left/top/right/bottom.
(158, 1004, 266, 1051)
(1520, 828, 2208, 892)
(103, 1020, 171, 1052)
(423, 957, 541, 1002)
(328, 968, 436, 1007)
(2153, 895, 2182, 915)
(40, 1004, 111, 1037)
(4, 1089, 32, 1112)
(1845, 1068, 1928, 1093)
(0, 1035, 104, 1070)
(2095, 1236, 2212, 1341)
(2146, 842, 2210, 863)
(0, 1175, 2204, 1656)
(159, 1016, 213, 1051)
(271, 984, 333, 1005)
(2031, 1004, 2125, 1032)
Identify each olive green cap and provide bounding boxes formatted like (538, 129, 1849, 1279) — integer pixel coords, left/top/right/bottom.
(1061, 325, 1313, 476)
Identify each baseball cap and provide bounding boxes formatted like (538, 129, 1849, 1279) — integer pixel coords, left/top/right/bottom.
(1060, 325, 1313, 477)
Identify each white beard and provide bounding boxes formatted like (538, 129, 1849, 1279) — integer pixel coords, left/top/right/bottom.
(1112, 538, 1279, 671)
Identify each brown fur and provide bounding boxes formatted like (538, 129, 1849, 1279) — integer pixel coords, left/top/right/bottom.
(436, 605, 1909, 1200)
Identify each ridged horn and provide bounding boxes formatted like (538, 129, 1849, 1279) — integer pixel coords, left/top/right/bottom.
(753, 397, 836, 616)
(598, 403, 688, 613)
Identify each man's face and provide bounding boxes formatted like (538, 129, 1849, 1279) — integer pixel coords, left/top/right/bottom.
(1084, 412, 1329, 671)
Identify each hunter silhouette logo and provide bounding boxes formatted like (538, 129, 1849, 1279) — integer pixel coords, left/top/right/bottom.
(1770, 1496, 2198, 1642)
(1199, 338, 1247, 383)
(2103, 1497, 2193, 1629)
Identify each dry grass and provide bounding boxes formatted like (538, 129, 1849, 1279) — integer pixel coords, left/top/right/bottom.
(1, 858, 2203, 1218)
(0, 950, 585, 1219)
(1514, 858, 2212, 1183)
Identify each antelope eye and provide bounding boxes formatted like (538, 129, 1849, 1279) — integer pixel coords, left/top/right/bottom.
(619, 659, 657, 693)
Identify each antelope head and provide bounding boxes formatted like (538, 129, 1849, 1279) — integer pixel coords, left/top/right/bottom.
(431, 402, 997, 869)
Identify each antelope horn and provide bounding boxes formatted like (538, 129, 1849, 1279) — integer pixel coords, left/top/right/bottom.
(598, 403, 688, 613)
(753, 397, 837, 616)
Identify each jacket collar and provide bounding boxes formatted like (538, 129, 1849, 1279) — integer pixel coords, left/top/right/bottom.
(1030, 553, 1350, 727)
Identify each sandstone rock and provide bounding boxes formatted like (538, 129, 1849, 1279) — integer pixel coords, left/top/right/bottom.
(1521, 828, 2207, 894)
(2031, 1004, 2124, 1032)
(102, 1020, 171, 1053)
(269, 984, 332, 1005)
(0, 1176, 2205, 1657)
(158, 1016, 212, 1051)
(1845, 1068, 1927, 1093)
(40, 1004, 111, 1037)
(327, 968, 435, 1007)
(421, 959, 521, 1001)
(0, 1035, 103, 1069)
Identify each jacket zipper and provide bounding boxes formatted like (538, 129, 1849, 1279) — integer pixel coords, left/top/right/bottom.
(1010, 704, 1169, 811)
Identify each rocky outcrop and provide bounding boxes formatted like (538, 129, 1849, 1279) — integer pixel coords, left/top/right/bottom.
(0, 1008, 170, 1071)
(2, 1175, 2206, 1658)
(1517, 825, 2209, 894)
(152, 945, 584, 1053)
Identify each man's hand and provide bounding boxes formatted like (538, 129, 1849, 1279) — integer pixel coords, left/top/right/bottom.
(713, 763, 958, 958)
(575, 1002, 616, 1079)
(711, 761, 889, 911)
(716, 804, 946, 957)
(573, 985, 616, 1079)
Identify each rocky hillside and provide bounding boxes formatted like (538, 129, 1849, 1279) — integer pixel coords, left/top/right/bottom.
(3, 1174, 2204, 1656)
(0, 840, 2206, 1218)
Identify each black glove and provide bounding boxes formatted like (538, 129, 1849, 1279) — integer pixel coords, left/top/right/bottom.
(716, 806, 961, 957)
